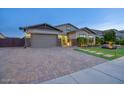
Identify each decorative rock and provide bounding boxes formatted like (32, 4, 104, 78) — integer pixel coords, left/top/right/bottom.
(104, 54, 114, 57)
(96, 52, 104, 55)
(89, 51, 96, 53)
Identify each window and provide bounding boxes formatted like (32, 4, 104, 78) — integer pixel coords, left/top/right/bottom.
(79, 34, 86, 38)
(88, 35, 93, 38)
(66, 27, 71, 32)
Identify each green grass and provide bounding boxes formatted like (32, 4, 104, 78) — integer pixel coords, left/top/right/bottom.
(75, 47, 124, 60)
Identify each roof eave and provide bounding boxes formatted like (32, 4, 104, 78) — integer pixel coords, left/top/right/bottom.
(19, 23, 63, 32)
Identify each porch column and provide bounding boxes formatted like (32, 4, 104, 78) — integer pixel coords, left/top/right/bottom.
(24, 32, 31, 48)
(93, 36, 96, 45)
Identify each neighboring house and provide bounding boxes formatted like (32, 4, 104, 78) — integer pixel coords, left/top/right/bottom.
(116, 30, 124, 39)
(91, 29, 104, 38)
(20, 23, 96, 48)
(92, 29, 124, 40)
(0, 33, 6, 39)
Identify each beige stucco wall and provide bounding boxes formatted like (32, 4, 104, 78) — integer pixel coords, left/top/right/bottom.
(56, 24, 78, 33)
(68, 30, 96, 39)
(68, 30, 96, 45)
(68, 32, 76, 39)
(76, 30, 89, 38)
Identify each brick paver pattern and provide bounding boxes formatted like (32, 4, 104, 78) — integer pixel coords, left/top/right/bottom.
(0, 47, 107, 83)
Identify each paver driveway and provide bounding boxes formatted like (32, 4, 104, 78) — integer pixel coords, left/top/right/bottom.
(0, 47, 107, 83)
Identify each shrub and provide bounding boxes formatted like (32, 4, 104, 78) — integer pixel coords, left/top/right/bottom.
(120, 38, 124, 45)
(77, 37, 88, 47)
(115, 38, 124, 45)
(95, 37, 104, 45)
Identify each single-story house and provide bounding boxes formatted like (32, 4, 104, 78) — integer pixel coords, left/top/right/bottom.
(0, 33, 6, 39)
(115, 30, 124, 39)
(20, 23, 96, 48)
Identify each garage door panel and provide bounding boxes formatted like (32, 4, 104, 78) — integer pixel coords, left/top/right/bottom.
(31, 34, 57, 48)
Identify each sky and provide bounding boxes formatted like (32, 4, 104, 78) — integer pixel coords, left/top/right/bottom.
(0, 8, 124, 37)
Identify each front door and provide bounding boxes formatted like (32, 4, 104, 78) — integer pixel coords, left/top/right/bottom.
(59, 35, 71, 47)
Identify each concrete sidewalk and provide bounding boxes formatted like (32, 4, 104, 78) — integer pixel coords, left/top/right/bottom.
(42, 57, 124, 84)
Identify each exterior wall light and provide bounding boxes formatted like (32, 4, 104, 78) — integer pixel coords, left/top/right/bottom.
(25, 32, 31, 38)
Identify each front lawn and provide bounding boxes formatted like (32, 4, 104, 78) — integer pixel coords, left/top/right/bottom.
(75, 47, 124, 60)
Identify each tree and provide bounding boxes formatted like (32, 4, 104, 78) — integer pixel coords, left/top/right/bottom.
(104, 29, 116, 43)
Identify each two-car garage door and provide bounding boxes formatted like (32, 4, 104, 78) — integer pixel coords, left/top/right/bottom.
(31, 34, 58, 48)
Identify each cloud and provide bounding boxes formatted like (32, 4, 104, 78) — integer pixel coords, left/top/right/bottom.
(88, 22, 124, 30)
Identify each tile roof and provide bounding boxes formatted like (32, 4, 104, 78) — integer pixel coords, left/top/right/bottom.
(19, 23, 63, 32)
